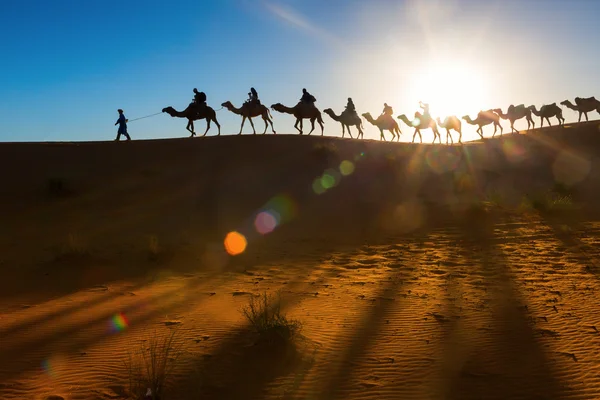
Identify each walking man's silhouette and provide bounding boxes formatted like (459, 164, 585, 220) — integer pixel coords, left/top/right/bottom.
(115, 109, 131, 141)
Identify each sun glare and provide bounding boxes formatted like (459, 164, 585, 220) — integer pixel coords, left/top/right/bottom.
(406, 60, 488, 120)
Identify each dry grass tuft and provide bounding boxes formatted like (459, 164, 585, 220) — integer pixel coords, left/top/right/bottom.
(124, 329, 182, 400)
(242, 291, 302, 344)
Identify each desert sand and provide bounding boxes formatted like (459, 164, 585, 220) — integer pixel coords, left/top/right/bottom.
(1, 122, 600, 399)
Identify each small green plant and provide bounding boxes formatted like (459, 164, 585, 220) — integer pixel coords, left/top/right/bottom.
(124, 329, 182, 400)
(242, 292, 302, 343)
(47, 177, 71, 197)
(519, 191, 577, 214)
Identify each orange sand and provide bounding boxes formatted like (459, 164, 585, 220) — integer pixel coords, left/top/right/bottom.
(1, 122, 600, 399)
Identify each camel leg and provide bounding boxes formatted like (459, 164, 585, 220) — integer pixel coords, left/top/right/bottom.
(341, 123, 345, 138)
(318, 120, 324, 136)
(248, 117, 257, 135)
(510, 121, 517, 134)
(380, 128, 386, 141)
(239, 116, 246, 135)
(578, 112, 583, 122)
(477, 126, 484, 139)
(203, 118, 211, 136)
(261, 116, 268, 134)
(346, 125, 353, 139)
(294, 119, 302, 135)
(307, 118, 316, 136)
(269, 118, 276, 134)
(458, 129, 462, 143)
(187, 120, 195, 137)
(213, 117, 221, 136)
(584, 112, 589, 122)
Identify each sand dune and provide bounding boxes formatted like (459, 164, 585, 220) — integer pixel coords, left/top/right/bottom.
(1, 123, 600, 399)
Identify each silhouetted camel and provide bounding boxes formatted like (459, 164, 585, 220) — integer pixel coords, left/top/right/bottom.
(462, 110, 503, 139)
(527, 104, 564, 127)
(221, 101, 276, 135)
(162, 103, 221, 137)
(361, 112, 401, 141)
(397, 113, 441, 144)
(271, 102, 324, 135)
(436, 116, 462, 144)
(323, 108, 363, 139)
(492, 104, 535, 133)
(560, 97, 600, 122)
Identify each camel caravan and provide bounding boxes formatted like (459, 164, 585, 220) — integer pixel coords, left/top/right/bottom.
(161, 88, 600, 144)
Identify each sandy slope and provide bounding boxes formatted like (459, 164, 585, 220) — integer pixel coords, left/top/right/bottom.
(1, 122, 600, 399)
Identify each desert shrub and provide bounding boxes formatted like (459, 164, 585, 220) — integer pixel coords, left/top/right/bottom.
(47, 177, 72, 198)
(520, 191, 576, 214)
(147, 235, 160, 261)
(124, 329, 182, 400)
(242, 292, 301, 344)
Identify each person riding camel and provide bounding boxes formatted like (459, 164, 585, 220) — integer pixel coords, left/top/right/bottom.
(343, 97, 357, 118)
(300, 88, 316, 105)
(419, 101, 430, 119)
(193, 88, 207, 108)
(247, 87, 261, 106)
(381, 103, 393, 119)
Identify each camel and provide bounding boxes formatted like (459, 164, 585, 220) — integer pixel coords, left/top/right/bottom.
(162, 103, 221, 137)
(270, 102, 324, 135)
(462, 110, 503, 139)
(560, 97, 600, 122)
(491, 104, 535, 133)
(323, 108, 364, 139)
(436, 116, 462, 144)
(221, 101, 276, 135)
(361, 112, 401, 141)
(527, 104, 564, 127)
(397, 113, 441, 144)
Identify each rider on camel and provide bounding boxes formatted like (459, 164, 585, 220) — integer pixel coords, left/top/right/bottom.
(247, 87, 261, 106)
(419, 101, 430, 118)
(381, 103, 393, 119)
(300, 88, 317, 105)
(193, 88, 207, 108)
(343, 97, 356, 117)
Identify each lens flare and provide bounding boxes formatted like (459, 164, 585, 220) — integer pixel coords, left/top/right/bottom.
(339, 160, 355, 176)
(224, 231, 247, 255)
(110, 312, 129, 333)
(255, 211, 279, 235)
(312, 177, 326, 194)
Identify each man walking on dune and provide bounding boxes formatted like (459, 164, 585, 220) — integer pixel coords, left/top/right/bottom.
(115, 109, 131, 141)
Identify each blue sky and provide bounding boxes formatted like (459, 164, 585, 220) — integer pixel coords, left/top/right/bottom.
(0, 0, 598, 142)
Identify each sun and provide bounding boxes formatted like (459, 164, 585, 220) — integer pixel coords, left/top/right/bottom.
(406, 60, 489, 120)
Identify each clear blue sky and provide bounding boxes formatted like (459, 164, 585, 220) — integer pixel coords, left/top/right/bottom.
(0, 0, 598, 142)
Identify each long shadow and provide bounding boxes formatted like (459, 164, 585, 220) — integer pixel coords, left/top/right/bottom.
(168, 285, 324, 400)
(0, 276, 217, 387)
(314, 263, 415, 399)
(442, 210, 565, 399)
(536, 210, 600, 281)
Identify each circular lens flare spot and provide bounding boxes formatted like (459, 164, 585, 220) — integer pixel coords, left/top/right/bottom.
(321, 174, 336, 189)
(312, 178, 326, 194)
(255, 211, 278, 235)
(339, 160, 355, 176)
(224, 231, 247, 256)
(110, 312, 129, 333)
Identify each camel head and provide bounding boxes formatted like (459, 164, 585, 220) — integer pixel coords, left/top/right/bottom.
(271, 103, 285, 113)
(323, 108, 334, 115)
(361, 112, 374, 122)
(221, 101, 233, 109)
(162, 106, 176, 116)
(560, 100, 571, 107)
(491, 108, 502, 114)
(461, 115, 471, 122)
